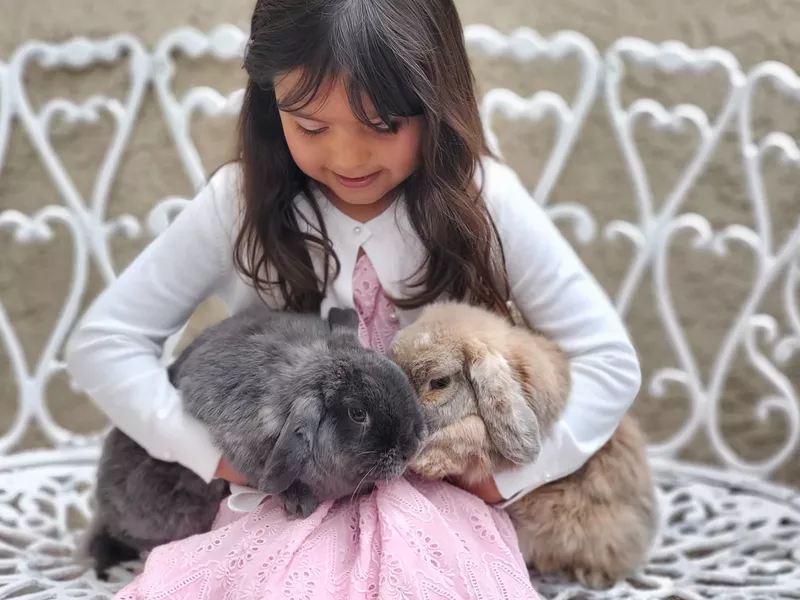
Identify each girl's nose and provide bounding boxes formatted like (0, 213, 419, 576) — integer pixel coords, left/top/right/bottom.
(329, 132, 371, 174)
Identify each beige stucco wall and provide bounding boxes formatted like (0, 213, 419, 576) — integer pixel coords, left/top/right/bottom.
(1, 0, 798, 486)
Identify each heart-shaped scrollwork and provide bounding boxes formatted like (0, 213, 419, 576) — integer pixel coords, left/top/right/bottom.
(641, 58, 800, 476)
(694, 60, 800, 476)
(8, 34, 146, 283)
(0, 207, 106, 454)
(603, 38, 746, 316)
(153, 24, 248, 191)
(464, 25, 601, 244)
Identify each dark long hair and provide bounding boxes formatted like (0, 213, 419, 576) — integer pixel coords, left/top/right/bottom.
(234, 0, 511, 316)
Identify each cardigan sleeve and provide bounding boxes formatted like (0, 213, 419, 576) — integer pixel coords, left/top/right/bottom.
(481, 159, 642, 506)
(64, 163, 242, 483)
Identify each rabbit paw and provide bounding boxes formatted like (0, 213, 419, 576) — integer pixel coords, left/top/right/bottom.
(410, 451, 458, 480)
(572, 567, 618, 590)
(87, 527, 140, 582)
(280, 482, 319, 519)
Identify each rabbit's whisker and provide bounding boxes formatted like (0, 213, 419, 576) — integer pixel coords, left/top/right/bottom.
(350, 464, 377, 504)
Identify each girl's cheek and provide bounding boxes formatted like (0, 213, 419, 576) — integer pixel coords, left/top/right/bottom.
(280, 116, 319, 170)
(285, 135, 324, 175)
(393, 123, 424, 170)
(403, 119, 424, 152)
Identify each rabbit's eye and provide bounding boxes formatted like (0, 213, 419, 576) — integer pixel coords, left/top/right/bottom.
(349, 407, 368, 424)
(430, 376, 451, 390)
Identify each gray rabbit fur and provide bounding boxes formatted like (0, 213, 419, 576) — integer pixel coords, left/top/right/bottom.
(83, 305, 425, 580)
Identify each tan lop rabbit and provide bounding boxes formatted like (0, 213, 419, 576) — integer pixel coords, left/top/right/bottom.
(390, 301, 659, 589)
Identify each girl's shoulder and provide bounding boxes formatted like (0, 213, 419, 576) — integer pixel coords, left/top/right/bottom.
(476, 156, 540, 227)
(205, 160, 245, 210)
(477, 156, 530, 203)
(196, 160, 247, 238)
(207, 159, 243, 190)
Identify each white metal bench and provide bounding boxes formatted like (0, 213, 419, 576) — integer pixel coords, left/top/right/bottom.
(1, 23, 798, 600)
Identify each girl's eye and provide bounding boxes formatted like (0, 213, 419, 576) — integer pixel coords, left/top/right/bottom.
(349, 407, 368, 424)
(371, 118, 403, 135)
(430, 377, 451, 391)
(296, 123, 326, 137)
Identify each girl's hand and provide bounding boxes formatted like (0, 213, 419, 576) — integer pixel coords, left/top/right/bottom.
(215, 457, 249, 486)
(448, 473, 504, 505)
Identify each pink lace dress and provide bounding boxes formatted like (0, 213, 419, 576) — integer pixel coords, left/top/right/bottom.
(112, 252, 541, 600)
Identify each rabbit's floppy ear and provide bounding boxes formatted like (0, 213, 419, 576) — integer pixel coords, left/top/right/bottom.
(258, 394, 323, 494)
(464, 341, 542, 465)
(328, 307, 360, 332)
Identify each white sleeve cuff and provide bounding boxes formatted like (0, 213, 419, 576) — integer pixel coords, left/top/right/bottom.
(154, 398, 223, 484)
(492, 421, 586, 508)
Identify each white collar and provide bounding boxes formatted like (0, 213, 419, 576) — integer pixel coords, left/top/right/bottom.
(226, 483, 269, 513)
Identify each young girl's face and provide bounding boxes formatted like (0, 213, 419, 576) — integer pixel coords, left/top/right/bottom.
(275, 70, 424, 218)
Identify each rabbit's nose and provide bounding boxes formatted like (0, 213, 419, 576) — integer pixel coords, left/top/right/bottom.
(414, 422, 428, 443)
(402, 434, 424, 461)
(400, 449, 417, 465)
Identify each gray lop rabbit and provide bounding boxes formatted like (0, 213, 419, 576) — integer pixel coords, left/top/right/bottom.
(84, 305, 425, 580)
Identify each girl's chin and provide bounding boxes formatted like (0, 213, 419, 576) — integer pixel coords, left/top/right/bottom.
(330, 183, 392, 206)
(316, 176, 400, 214)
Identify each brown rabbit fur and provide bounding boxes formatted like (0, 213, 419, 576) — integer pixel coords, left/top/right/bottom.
(390, 301, 658, 590)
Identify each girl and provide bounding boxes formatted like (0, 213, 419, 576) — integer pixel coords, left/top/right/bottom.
(67, 0, 641, 594)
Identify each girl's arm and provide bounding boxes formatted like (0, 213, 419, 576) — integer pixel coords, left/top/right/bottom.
(482, 159, 643, 506)
(65, 164, 242, 483)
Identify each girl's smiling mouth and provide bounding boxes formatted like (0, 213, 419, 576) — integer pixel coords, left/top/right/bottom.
(334, 171, 381, 188)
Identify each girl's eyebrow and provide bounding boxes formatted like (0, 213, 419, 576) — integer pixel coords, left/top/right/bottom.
(286, 108, 386, 124)
(284, 108, 325, 121)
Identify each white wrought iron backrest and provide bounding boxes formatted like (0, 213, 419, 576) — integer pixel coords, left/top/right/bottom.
(1, 24, 798, 478)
